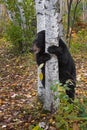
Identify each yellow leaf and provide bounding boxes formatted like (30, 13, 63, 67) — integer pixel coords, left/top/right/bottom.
(49, 118, 55, 125)
(41, 114, 47, 117)
(0, 99, 4, 105)
(32, 92, 36, 96)
(32, 125, 39, 130)
(58, 86, 65, 92)
(39, 72, 43, 81)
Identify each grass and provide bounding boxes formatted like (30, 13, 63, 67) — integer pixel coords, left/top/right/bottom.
(70, 42, 87, 55)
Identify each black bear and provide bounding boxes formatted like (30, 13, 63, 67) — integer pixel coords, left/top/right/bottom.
(32, 30, 51, 87)
(32, 30, 76, 100)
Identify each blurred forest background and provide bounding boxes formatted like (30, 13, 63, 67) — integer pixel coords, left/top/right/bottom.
(0, 0, 87, 52)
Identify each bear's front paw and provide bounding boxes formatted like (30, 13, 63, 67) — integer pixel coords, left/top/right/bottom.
(42, 53, 51, 62)
(48, 45, 58, 54)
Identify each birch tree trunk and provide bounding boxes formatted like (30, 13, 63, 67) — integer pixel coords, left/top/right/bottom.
(35, 0, 45, 103)
(35, 0, 62, 112)
(17, 0, 26, 29)
(44, 0, 60, 112)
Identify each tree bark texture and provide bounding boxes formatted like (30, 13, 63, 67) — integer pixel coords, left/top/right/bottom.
(35, 0, 63, 111)
(44, 0, 60, 112)
(35, 0, 45, 103)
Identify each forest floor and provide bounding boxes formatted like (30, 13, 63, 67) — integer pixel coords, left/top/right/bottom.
(0, 38, 87, 130)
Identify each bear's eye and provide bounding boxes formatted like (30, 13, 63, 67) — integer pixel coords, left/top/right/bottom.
(32, 44, 40, 54)
(33, 48, 40, 54)
(33, 49, 37, 54)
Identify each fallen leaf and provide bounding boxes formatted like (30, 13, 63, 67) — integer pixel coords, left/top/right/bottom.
(73, 122, 80, 130)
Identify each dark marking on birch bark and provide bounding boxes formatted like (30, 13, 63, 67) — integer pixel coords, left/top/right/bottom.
(37, 12, 43, 15)
(55, 0, 60, 13)
(52, 26, 54, 28)
(44, 4, 47, 9)
(39, 0, 43, 4)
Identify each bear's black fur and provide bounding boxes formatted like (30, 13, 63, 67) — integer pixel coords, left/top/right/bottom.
(32, 30, 76, 100)
(32, 30, 51, 87)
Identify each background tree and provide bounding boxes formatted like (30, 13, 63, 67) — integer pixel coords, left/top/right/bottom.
(1, 0, 36, 53)
(59, 0, 83, 46)
(67, 0, 81, 46)
(34, 0, 45, 103)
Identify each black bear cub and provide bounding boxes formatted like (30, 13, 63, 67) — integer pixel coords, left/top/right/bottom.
(32, 30, 76, 100)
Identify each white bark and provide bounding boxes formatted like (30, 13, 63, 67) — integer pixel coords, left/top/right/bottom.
(35, 0, 45, 102)
(35, 0, 63, 111)
(3, 0, 25, 27)
(82, 0, 87, 21)
(35, 0, 45, 32)
(17, 0, 26, 29)
(3, 0, 14, 21)
(44, 0, 60, 112)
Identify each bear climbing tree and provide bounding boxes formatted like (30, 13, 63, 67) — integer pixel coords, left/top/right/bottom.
(34, 0, 76, 111)
(32, 30, 76, 101)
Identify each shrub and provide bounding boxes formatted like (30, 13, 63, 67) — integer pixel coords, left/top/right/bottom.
(55, 85, 87, 130)
(2, 0, 36, 53)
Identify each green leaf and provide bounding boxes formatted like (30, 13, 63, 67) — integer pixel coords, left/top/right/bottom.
(32, 125, 43, 130)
